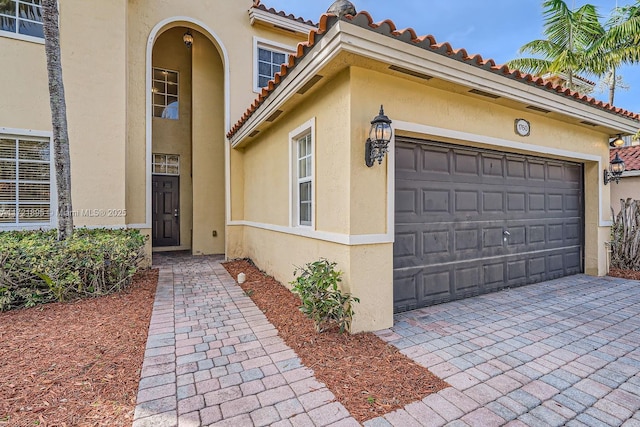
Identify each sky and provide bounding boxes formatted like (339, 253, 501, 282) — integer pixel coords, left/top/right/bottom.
(261, 0, 640, 114)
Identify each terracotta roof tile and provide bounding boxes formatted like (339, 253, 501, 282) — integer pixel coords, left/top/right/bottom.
(251, 1, 317, 27)
(228, 11, 640, 140)
(611, 145, 640, 171)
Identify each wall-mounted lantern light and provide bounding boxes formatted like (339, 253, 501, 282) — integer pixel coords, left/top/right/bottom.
(365, 105, 393, 167)
(604, 152, 625, 185)
(183, 30, 193, 49)
(610, 134, 625, 148)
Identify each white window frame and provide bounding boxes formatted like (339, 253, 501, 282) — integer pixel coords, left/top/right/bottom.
(152, 67, 179, 120)
(152, 153, 180, 176)
(253, 37, 294, 93)
(0, 0, 44, 44)
(0, 127, 56, 230)
(289, 118, 315, 228)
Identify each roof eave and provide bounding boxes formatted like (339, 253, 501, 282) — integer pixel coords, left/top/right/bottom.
(231, 16, 639, 146)
(337, 23, 639, 133)
(249, 7, 317, 36)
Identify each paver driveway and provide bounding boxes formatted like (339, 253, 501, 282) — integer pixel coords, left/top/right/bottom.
(373, 274, 640, 426)
(134, 254, 640, 426)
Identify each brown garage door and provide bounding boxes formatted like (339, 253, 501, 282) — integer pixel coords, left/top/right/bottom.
(393, 138, 584, 312)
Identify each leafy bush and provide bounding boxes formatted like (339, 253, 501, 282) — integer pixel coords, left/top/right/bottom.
(0, 228, 147, 311)
(290, 259, 359, 333)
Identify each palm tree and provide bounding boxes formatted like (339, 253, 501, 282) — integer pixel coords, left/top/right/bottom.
(42, 0, 73, 240)
(507, 0, 603, 92)
(587, 2, 640, 104)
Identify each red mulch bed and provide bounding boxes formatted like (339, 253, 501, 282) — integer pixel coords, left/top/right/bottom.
(223, 259, 448, 423)
(0, 269, 158, 427)
(609, 268, 640, 281)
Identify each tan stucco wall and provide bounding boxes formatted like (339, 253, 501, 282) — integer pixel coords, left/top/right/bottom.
(60, 0, 128, 227)
(1, 0, 128, 228)
(229, 69, 394, 332)
(0, 38, 49, 131)
(192, 31, 226, 255)
(232, 226, 393, 333)
(240, 70, 353, 233)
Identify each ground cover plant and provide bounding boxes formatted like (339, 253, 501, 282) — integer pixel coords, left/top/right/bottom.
(0, 228, 147, 311)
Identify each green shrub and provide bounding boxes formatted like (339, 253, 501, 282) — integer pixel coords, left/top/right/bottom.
(290, 259, 359, 334)
(0, 228, 147, 311)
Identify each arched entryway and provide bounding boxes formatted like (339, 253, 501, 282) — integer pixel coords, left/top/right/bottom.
(148, 21, 227, 255)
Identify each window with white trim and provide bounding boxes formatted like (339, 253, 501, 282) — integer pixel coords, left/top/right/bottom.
(0, 134, 52, 225)
(152, 68, 179, 120)
(297, 133, 312, 226)
(290, 119, 315, 227)
(152, 153, 180, 176)
(253, 38, 294, 92)
(0, 0, 43, 39)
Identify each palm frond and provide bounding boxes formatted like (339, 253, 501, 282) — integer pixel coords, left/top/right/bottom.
(505, 58, 553, 76)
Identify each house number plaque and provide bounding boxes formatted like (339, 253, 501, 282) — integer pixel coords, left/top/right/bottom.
(515, 118, 531, 137)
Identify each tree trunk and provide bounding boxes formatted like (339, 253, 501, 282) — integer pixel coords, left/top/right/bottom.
(567, 69, 574, 91)
(609, 67, 616, 105)
(42, 0, 73, 240)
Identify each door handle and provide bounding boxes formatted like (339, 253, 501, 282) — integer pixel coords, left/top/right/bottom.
(503, 230, 511, 236)
(174, 208, 179, 218)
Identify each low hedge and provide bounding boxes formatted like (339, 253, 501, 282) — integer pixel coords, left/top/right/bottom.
(0, 228, 147, 311)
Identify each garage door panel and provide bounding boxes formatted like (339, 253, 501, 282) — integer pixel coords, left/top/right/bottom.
(454, 151, 480, 175)
(529, 256, 546, 276)
(565, 251, 581, 272)
(455, 190, 480, 213)
(483, 192, 504, 212)
(507, 259, 527, 285)
(528, 161, 546, 180)
(484, 262, 506, 290)
(394, 138, 584, 313)
(396, 188, 419, 214)
(507, 158, 527, 179)
(394, 231, 418, 259)
(483, 155, 504, 177)
(421, 270, 452, 304)
(396, 144, 419, 172)
(393, 274, 418, 312)
(565, 164, 582, 183)
(549, 254, 565, 273)
(529, 193, 546, 211)
(507, 192, 526, 212)
(506, 226, 526, 245)
(483, 227, 504, 248)
(423, 189, 450, 214)
(422, 146, 451, 174)
(455, 229, 479, 251)
(423, 230, 450, 255)
(548, 163, 564, 181)
(455, 266, 480, 295)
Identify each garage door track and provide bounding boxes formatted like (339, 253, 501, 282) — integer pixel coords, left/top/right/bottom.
(373, 274, 640, 426)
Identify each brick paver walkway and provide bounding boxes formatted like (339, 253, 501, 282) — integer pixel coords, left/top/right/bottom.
(133, 253, 357, 427)
(134, 254, 640, 426)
